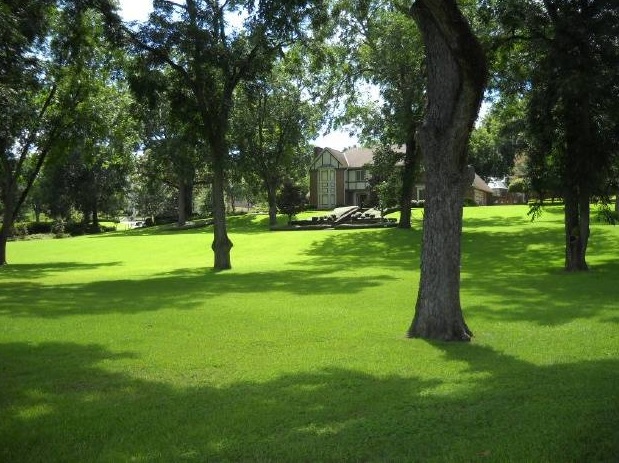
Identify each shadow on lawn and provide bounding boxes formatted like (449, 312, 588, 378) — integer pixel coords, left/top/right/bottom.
(0, 266, 397, 318)
(0, 228, 417, 319)
(294, 227, 420, 272)
(460, 223, 619, 326)
(1, 341, 616, 462)
(0, 261, 122, 280)
(98, 215, 275, 238)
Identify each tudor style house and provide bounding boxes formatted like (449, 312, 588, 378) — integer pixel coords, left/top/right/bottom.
(308, 146, 493, 209)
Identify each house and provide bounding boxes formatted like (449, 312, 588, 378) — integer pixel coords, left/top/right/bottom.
(486, 176, 526, 204)
(309, 146, 493, 209)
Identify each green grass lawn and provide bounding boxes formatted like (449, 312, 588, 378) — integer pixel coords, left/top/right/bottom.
(1, 205, 617, 462)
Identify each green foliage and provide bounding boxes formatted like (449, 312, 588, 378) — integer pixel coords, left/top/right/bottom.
(507, 176, 528, 194)
(469, 98, 527, 178)
(366, 145, 403, 208)
(231, 60, 320, 215)
(1, 205, 618, 460)
(1, 0, 123, 263)
(276, 181, 306, 223)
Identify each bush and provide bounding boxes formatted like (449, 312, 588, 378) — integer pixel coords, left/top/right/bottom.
(13, 222, 29, 239)
(277, 182, 307, 224)
(51, 219, 67, 238)
(464, 198, 478, 207)
(28, 222, 53, 234)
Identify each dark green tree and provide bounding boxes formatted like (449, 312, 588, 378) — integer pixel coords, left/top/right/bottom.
(468, 98, 527, 179)
(489, 0, 619, 271)
(277, 181, 306, 225)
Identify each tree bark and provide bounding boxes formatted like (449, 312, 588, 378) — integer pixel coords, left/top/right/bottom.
(178, 179, 188, 226)
(0, 197, 13, 266)
(0, 170, 17, 266)
(407, 0, 487, 341)
(266, 183, 278, 227)
(210, 135, 233, 271)
(398, 136, 420, 229)
(564, 187, 589, 271)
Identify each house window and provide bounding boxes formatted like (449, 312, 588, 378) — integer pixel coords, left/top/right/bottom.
(355, 169, 366, 182)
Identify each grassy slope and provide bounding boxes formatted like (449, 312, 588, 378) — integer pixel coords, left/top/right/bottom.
(1, 206, 617, 462)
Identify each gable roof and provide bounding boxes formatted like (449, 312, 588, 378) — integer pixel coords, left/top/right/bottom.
(472, 174, 493, 193)
(312, 145, 407, 169)
(340, 147, 374, 168)
(342, 145, 407, 168)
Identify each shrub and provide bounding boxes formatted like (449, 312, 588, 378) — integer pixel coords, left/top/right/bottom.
(277, 182, 306, 224)
(464, 198, 478, 207)
(27, 222, 53, 234)
(51, 219, 67, 238)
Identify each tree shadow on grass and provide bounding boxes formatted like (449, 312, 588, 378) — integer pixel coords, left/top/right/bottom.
(97, 215, 275, 239)
(0, 261, 122, 280)
(1, 341, 616, 462)
(460, 225, 619, 326)
(0, 267, 397, 318)
(295, 228, 421, 272)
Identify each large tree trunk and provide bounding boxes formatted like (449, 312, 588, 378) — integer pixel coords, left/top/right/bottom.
(210, 137, 233, 271)
(398, 136, 420, 229)
(407, 0, 487, 341)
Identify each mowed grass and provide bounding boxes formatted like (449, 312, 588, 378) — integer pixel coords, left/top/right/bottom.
(1, 206, 617, 462)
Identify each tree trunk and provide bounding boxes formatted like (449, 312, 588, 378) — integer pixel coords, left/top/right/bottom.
(92, 206, 99, 228)
(210, 137, 233, 271)
(564, 187, 589, 271)
(0, 176, 16, 266)
(0, 225, 9, 266)
(178, 179, 188, 226)
(267, 183, 278, 227)
(407, 0, 487, 341)
(398, 137, 420, 229)
(615, 194, 619, 216)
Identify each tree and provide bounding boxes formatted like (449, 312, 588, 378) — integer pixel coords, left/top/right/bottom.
(127, 0, 325, 270)
(332, 1, 426, 229)
(406, 0, 487, 341)
(468, 98, 527, 179)
(483, 0, 619, 271)
(366, 145, 403, 213)
(45, 36, 138, 227)
(129, 62, 210, 227)
(232, 62, 319, 226)
(0, 0, 120, 265)
(277, 181, 306, 225)
(528, 1, 618, 271)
